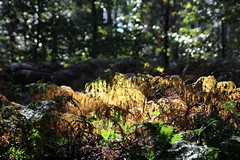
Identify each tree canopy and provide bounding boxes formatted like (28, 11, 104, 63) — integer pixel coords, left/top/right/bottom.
(1, 0, 240, 67)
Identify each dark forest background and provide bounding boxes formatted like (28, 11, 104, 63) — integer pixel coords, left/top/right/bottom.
(1, 0, 240, 68)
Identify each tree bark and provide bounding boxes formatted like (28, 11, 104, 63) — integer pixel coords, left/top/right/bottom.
(106, 0, 113, 25)
(91, 0, 98, 58)
(221, 19, 225, 58)
(33, 0, 41, 61)
(163, 0, 170, 68)
(51, 9, 57, 62)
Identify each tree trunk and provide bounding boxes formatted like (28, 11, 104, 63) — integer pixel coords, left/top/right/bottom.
(163, 0, 170, 68)
(221, 19, 225, 58)
(33, 0, 41, 61)
(51, 10, 57, 62)
(106, 0, 113, 25)
(91, 0, 98, 58)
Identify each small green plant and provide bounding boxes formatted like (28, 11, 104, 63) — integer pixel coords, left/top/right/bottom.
(222, 100, 237, 110)
(222, 100, 240, 127)
(160, 124, 174, 141)
(7, 147, 30, 160)
(101, 128, 115, 141)
(123, 123, 133, 135)
(28, 128, 42, 147)
(171, 132, 184, 144)
(100, 121, 116, 141)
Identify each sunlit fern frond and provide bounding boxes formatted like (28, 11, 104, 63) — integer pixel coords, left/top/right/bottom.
(192, 75, 217, 93)
(85, 72, 146, 109)
(217, 81, 236, 94)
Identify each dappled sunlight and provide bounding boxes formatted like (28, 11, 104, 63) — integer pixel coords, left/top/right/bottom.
(21, 73, 240, 131)
(0, 72, 240, 159)
(1, 0, 240, 158)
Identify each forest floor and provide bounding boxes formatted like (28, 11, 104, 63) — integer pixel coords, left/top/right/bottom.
(0, 58, 240, 159)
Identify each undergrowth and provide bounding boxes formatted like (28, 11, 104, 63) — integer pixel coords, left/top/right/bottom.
(0, 72, 240, 159)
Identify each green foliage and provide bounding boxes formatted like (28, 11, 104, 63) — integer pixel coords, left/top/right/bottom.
(222, 100, 240, 128)
(28, 128, 42, 146)
(159, 123, 174, 141)
(1, 74, 240, 159)
(171, 132, 184, 144)
(1, 0, 239, 64)
(222, 100, 237, 110)
(101, 128, 115, 141)
(7, 147, 30, 160)
(100, 121, 116, 141)
(0, 95, 58, 159)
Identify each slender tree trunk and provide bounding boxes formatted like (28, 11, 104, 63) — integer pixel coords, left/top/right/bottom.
(51, 11, 57, 62)
(33, 0, 41, 61)
(172, 45, 179, 61)
(106, 0, 113, 25)
(221, 19, 225, 58)
(163, 0, 170, 68)
(220, 3, 226, 59)
(171, 0, 179, 62)
(91, 0, 98, 58)
(9, 31, 15, 56)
